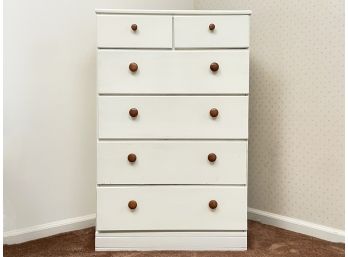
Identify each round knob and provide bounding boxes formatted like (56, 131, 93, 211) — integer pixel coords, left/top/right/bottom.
(210, 108, 219, 118)
(208, 153, 217, 162)
(210, 62, 219, 72)
(128, 153, 137, 163)
(131, 24, 138, 31)
(209, 23, 216, 31)
(129, 108, 138, 118)
(209, 200, 218, 209)
(128, 200, 137, 210)
(129, 62, 138, 72)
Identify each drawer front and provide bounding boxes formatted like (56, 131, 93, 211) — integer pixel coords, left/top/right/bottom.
(98, 141, 247, 185)
(174, 16, 249, 48)
(97, 186, 247, 231)
(98, 50, 249, 94)
(97, 15, 172, 48)
(98, 96, 248, 139)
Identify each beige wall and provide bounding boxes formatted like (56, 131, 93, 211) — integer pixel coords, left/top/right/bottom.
(4, 0, 344, 238)
(195, 0, 344, 230)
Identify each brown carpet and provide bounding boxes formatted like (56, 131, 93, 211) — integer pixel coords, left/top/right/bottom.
(4, 221, 344, 257)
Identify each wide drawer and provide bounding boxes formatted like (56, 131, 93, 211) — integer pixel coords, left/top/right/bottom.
(98, 141, 247, 185)
(98, 96, 249, 139)
(97, 50, 249, 94)
(97, 15, 172, 48)
(97, 186, 247, 231)
(174, 16, 249, 48)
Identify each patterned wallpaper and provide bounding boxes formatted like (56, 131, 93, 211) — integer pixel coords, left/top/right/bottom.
(194, 0, 344, 229)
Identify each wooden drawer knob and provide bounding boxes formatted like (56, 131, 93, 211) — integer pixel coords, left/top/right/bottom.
(131, 24, 138, 31)
(128, 200, 137, 210)
(129, 108, 138, 118)
(210, 62, 219, 72)
(210, 108, 219, 118)
(209, 200, 218, 209)
(209, 23, 216, 31)
(208, 153, 217, 162)
(129, 62, 138, 72)
(128, 153, 137, 163)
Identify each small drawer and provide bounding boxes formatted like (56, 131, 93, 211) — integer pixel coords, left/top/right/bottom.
(97, 186, 247, 231)
(97, 141, 247, 185)
(98, 96, 249, 139)
(98, 50, 249, 94)
(174, 15, 249, 48)
(97, 15, 172, 48)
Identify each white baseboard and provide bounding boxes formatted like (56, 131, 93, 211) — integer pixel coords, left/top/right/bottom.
(4, 209, 345, 245)
(4, 214, 96, 245)
(248, 208, 345, 243)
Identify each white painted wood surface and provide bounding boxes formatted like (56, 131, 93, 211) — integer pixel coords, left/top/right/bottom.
(248, 208, 345, 243)
(96, 10, 250, 250)
(97, 15, 172, 48)
(97, 186, 247, 231)
(98, 96, 249, 139)
(4, 214, 96, 245)
(95, 9, 252, 15)
(6, 208, 344, 245)
(174, 16, 249, 48)
(95, 231, 247, 251)
(98, 50, 249, 94)
(97, 141, 247, 184)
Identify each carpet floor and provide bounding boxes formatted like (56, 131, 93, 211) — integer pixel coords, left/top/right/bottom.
(4, 221, 344, 257)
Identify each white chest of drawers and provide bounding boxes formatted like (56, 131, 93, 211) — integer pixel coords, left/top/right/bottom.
(95, 9, 251, 251)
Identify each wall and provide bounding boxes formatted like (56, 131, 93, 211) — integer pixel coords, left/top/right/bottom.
(4, 0, 344, 244)
(195, 0, 345, 230)
(99, 0, 193, 9)
(4, 0, 193, 242)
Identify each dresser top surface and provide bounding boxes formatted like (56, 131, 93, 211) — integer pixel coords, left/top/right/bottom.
(95, 9, 252, 15)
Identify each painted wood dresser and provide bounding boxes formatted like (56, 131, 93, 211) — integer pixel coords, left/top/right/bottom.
(95, 9, 251, 251)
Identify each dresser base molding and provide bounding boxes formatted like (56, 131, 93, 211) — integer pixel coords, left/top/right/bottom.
(95, 231, 247, 251)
